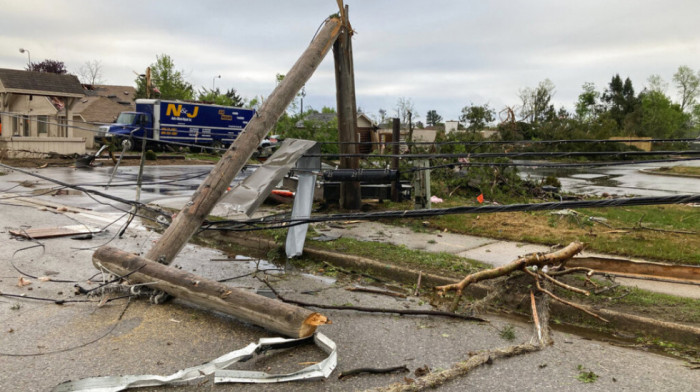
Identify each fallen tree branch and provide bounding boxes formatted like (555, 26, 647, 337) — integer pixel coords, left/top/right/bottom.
(530, 290, 542, 344)
(436, 242, 585, 310)
(534, 279, 609, 323)
(539, 270, 590, 296)
(363, 342, 541, 392)
(346, 286, 407, 298)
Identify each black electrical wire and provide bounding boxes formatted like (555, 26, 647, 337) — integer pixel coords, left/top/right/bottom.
(309, 150, 700, 159)
(203, 194, 700, 232)
(317, 137, 699, 146)
(406, 157, 700, 172)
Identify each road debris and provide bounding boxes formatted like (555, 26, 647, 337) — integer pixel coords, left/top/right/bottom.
(339, 365, 409, 380)
(9, 225, 100, 240)
(53, 333, 337, 391)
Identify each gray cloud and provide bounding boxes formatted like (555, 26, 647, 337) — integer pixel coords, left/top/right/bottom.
(2, 0, 699, 122)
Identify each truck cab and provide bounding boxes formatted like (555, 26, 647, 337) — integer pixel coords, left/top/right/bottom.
(97, 111, 153, 149)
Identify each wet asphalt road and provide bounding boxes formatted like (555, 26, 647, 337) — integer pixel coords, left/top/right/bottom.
(0, 166, 699, 391)
(519, 159, 700, 196)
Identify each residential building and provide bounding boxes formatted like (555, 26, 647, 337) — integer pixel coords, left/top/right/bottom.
(0, 68, 85, 158)
(65, 84, 136, 148)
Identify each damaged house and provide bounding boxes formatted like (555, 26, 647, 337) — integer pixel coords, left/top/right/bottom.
(66, 84, 136, 149)
(0, 68, 86, 158)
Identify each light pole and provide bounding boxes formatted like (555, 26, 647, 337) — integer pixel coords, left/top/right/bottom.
(212, 75, 221, 90)
(19, 48, 31, 68)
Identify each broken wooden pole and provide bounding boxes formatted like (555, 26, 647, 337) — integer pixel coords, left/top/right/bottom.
(334, 5, 361, 210)
(143, 16, 343, 265)
(93, 246, 329, 338)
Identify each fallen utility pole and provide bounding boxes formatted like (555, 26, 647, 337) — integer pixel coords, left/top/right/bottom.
(93, 246, 329, 338)
(144, 16, 343, 265)
(334, 4, 361, 210)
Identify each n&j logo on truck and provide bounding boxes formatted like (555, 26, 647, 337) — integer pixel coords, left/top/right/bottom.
(98, 99, 255, 150)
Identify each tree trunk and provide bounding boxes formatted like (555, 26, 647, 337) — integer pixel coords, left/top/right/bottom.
(143, 17, 342, 265)
(93, 246, 328, 338)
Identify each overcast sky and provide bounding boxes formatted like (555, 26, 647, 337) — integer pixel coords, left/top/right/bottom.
(2, 0, 699, 122)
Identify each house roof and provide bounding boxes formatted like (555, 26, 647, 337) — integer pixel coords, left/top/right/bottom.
(68, 85, 136, 123)
(0, 68, 84, 97)
(83, 84, 136, 103)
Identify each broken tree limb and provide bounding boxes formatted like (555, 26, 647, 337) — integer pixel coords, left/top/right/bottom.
(435, 242, 585, 309)
(364, 342, 541, 392)
(534, 278, 609, 323)
(144, 16, 343, 265)
(539, 269, 590, 296)
(93, 246, 329, 338)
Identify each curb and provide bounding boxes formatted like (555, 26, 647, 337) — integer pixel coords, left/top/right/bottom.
(213, 231, 700, 346)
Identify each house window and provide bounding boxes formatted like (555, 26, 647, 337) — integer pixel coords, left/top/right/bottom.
(12, 115, 19, 136)
(22, 115, 30, 136)
(37, 115, 48, 135)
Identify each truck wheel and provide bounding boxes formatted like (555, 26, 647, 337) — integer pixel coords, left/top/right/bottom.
(211, 140, 224, 155)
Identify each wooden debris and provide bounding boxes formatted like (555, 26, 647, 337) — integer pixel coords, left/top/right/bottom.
(93, 246, 329, 338)
(346, 286, 407, 298)
(10, 225, 98, 239)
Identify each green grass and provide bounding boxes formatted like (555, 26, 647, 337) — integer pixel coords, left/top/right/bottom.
(389, 204, 698, 265)
(307, 236, 486, 276)
(184, 153, 220, 162)
(650, 166, 700, 177)
(554, 277, 700, 324)
(575, 365, 598, 383)
(499, 324, 516, 341)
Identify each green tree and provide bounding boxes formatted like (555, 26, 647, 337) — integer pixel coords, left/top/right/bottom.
(281, 107, 339, 154)
(672, 65, 700, 112)
(460, 103, 495, 131)
(602, 74, 637, 129)
(575, 82, 600, 121)
(136, 54, 193, 100)
(637, 90, 690, 138)
(426, 110, 443, 126)
(197, 87, 246, 107)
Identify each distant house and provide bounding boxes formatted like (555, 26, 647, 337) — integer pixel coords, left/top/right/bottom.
(64, 85, 136, 148)
(0, 68, 85, 158)
(295, 112, 379, 154)
(376, 123, 437, 154)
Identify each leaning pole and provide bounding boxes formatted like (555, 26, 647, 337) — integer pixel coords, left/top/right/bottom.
(143, 17, 343, 265)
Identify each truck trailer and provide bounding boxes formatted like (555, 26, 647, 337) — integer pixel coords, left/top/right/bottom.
(98, 99, 255, 150)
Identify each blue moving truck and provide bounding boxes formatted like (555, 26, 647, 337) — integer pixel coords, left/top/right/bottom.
(98, 99, 255, 150)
